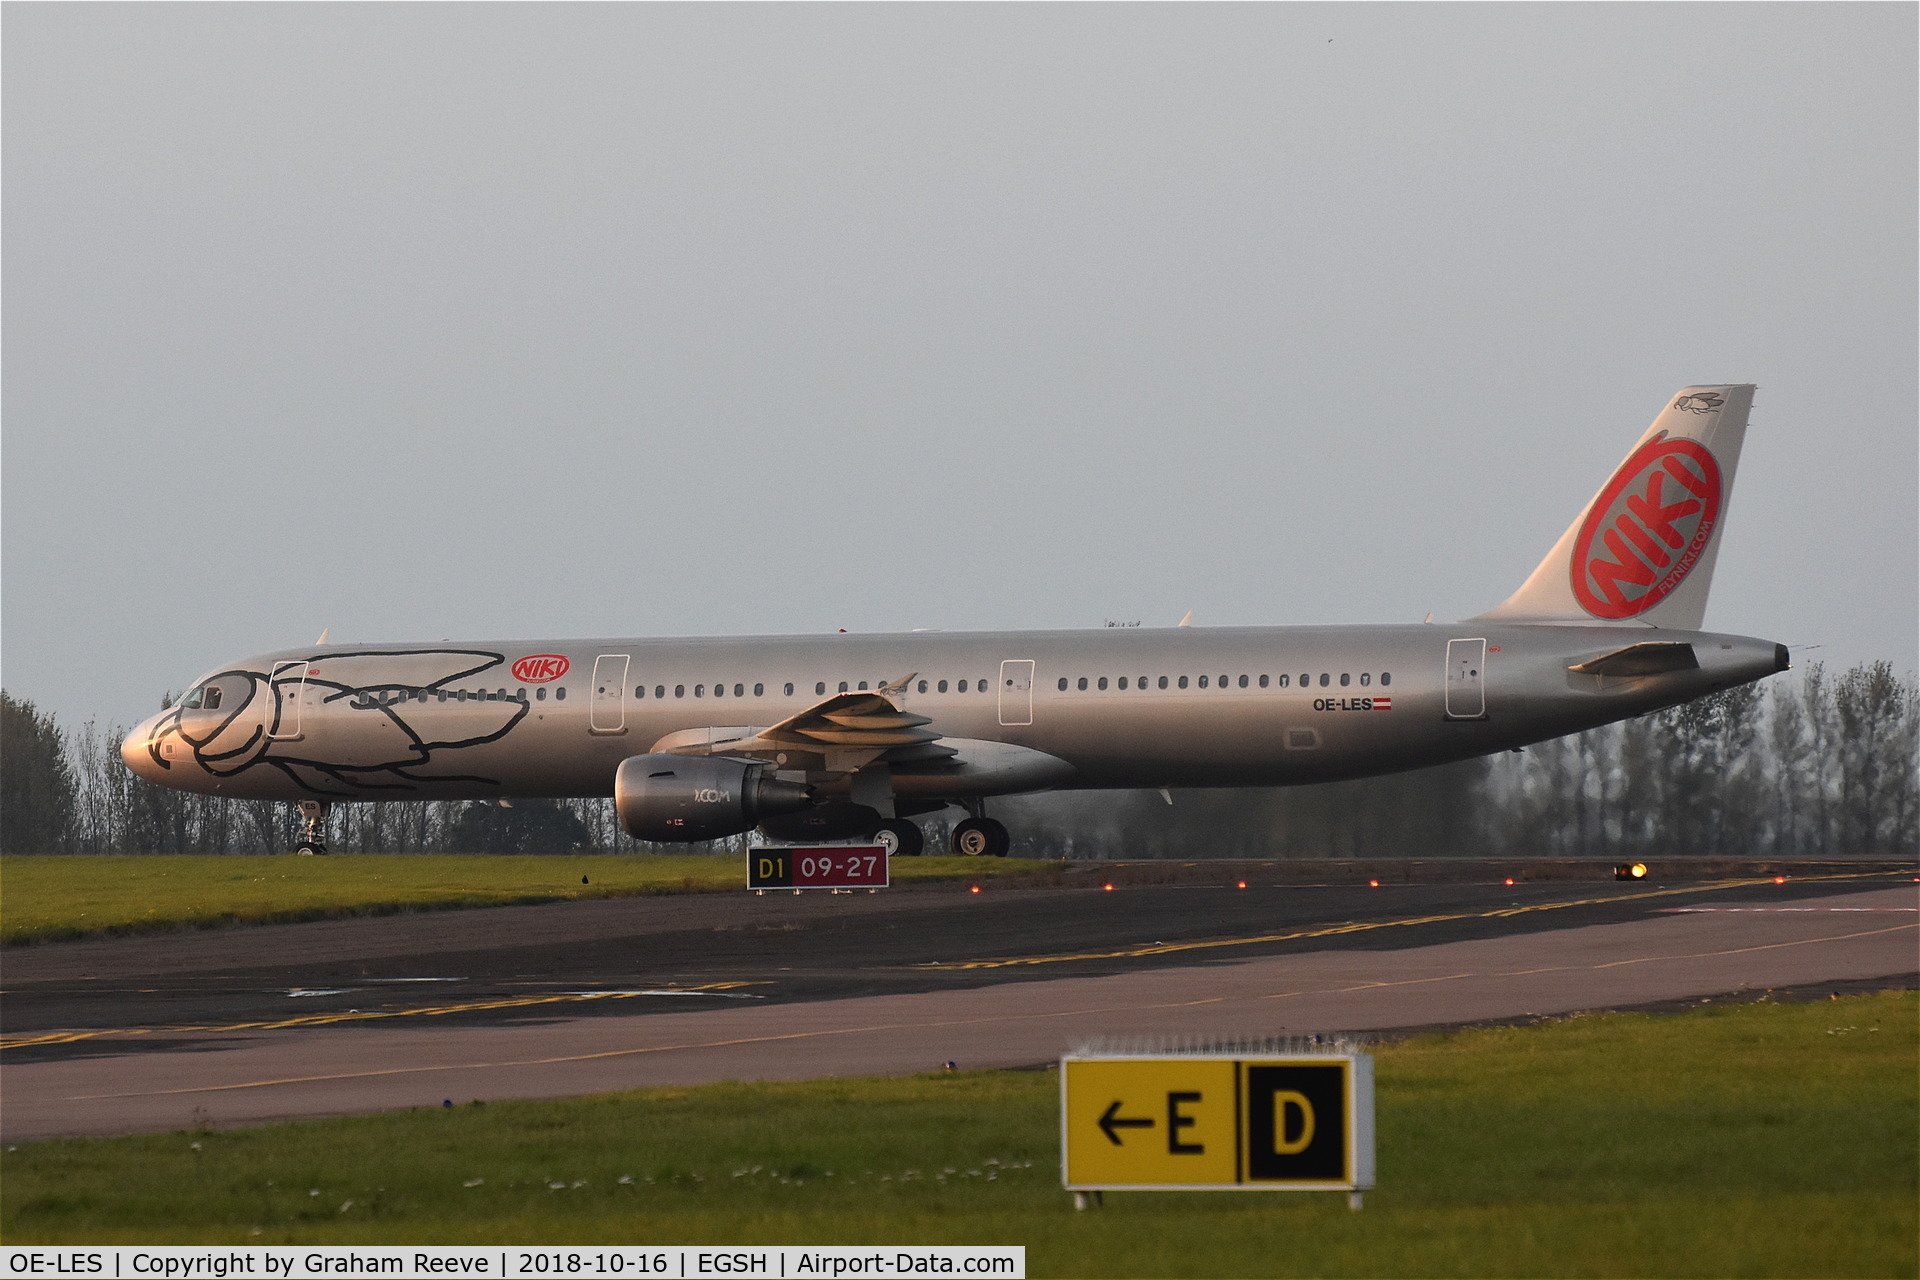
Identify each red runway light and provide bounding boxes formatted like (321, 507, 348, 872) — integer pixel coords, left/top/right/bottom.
(1774, 876, 1786, 884)
(1103, 883, 1114, 892)
(1505, 878, 1515, 886)
(969, 885, 980, 894)
(1368, 879, 1379, 888)
(1236, 881, 1247, 889)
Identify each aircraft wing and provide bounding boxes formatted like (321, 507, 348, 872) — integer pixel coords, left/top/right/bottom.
(649, 675, 958, 773)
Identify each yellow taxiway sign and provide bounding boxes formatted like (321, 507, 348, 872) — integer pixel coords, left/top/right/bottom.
(1062, 1053, 1374, 1191)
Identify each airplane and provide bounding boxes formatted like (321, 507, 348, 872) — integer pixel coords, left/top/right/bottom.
(123, 385, 1787, 858)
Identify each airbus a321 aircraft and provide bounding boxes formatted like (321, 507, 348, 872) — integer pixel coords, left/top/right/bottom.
(124, 385, 1787, 857)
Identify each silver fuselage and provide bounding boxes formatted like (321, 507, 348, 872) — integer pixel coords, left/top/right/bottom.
(123, 623, 1787, 803)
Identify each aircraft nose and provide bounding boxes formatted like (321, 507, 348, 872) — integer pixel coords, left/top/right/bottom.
(122, 719, 159, 778)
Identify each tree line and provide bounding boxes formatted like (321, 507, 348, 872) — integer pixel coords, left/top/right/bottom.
(3, 661, 1913, 860)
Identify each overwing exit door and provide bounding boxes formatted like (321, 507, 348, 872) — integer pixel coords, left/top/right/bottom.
(1445, 638, 1487, 720)
(998, 659, 1034, 726)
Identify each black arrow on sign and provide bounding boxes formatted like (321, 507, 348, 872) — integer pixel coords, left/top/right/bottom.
(1098, 1100, 1155, 1146)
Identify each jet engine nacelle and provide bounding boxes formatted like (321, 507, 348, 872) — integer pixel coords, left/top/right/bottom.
(614, 754, 814, 842)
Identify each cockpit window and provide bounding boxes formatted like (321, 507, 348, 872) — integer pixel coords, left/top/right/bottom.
(179, 684, 224, 711)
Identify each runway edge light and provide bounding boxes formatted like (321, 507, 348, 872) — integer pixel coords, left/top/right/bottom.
(1062, 1042, 1375, 1209)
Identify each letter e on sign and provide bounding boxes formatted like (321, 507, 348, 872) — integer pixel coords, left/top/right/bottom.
(512, 654, 571, 683)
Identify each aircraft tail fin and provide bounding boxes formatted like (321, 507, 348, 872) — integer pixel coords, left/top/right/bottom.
(1474, 384, 1754, 631)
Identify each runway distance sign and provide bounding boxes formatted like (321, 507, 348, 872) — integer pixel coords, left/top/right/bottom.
(1062, 1053, 1374, 1191)
(747, 845, 889, 890)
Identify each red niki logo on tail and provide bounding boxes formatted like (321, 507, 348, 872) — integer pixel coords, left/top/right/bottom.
(1570, 433, 1722, 619)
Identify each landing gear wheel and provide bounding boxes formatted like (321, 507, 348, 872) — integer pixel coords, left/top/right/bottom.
(293, 799, 333, 858)
(873, 818, 924, 858)
(951, 817, 1010, 858)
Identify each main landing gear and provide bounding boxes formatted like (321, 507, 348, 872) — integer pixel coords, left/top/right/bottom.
(872, 818, 926, 858)
(951, 817, 1010, 858)
(293, 799, 331, 855)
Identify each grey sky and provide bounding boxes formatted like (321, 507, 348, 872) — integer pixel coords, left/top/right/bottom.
(5, 2, 1915, 731)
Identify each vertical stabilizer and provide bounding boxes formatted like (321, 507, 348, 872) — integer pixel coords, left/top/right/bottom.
(1474, 385, 1754, 630)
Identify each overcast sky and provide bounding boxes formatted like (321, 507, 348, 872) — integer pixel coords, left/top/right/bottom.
(5, 2, 1915, 730)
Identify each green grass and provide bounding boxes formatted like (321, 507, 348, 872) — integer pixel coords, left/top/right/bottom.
(3, 993, 1913, 1276)
(0, 854, 1061, 945)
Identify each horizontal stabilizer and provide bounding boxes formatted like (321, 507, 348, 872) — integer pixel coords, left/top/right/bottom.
(1568, 642, 1699, 677)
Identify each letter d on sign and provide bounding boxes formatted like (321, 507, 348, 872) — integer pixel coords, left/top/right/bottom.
(1271, 1091, 1315, 1155)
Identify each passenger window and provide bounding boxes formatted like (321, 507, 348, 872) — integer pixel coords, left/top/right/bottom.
(1158, 676, 1169, 689)
(1058, 678, 1069, 691)
(1138, 676, 1147, 689)
(1340, 673, 1351, 687)
(839, 681, 849, 693)
(918, 680, 929, 693)
(1380, 672, 1391, 686)
(1319, 673, 1330, 687)
(1219, 675, 1229, 688)
(674, 685, 684, 698)
(517, 689, 527, 701)
(1118, 677, 1128, 690)
(1276, 675, 1288, 688)
(939, 680, 949, 693)
(1257, 674, 1267, 688)
(634, 686, 644, 698)
(1360, 673, 1370, 686)
(695, 685, 705, 697)
(753, 683, 763, 697)
(536, 687, 547, 701)
(1178, 676, 1189, 689)
(783, 683, 793, 696)
(958, 680, 968, 693)
(557, 687, 568, 701)
(979, 678, 988, 692)
(1077, 677, 1088, 691)
(858, 681, 869, 691)
(815, 682, 826, 695)
(655, 686, 666, 699)
(1198, 675, 1208, 688)
(1098, 677, 1108, 690)
(1300, 674, 1310, 687)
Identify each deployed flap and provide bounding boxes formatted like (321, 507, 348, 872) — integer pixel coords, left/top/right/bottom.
(651, 680, 948, 774)
(1476, 385, 1754, 630)
(759, 686, 940, 749)
(1568, 642, 1699, 677)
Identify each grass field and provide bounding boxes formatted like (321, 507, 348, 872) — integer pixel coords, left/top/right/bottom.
(3, 993, 1912, 1276)
(0, 854, 1060, 945)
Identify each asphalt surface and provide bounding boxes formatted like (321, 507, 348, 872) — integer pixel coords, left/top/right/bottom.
(2, 864, 1913, 1141)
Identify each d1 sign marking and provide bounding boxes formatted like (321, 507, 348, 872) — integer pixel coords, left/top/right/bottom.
(748, 846, 889, 890)
(1571, 436, 1722, 619)
(511, 654, 570, 683)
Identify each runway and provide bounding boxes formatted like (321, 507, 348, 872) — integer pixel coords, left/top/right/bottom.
(2, 867, 1912, 1142)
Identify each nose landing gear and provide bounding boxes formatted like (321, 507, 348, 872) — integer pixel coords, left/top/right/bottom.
(293, 799, 331, 855)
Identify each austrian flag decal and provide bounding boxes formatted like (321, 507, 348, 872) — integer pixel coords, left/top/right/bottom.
(1372, 697, 1392, 711)
(1571, 436, 1722, 620)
